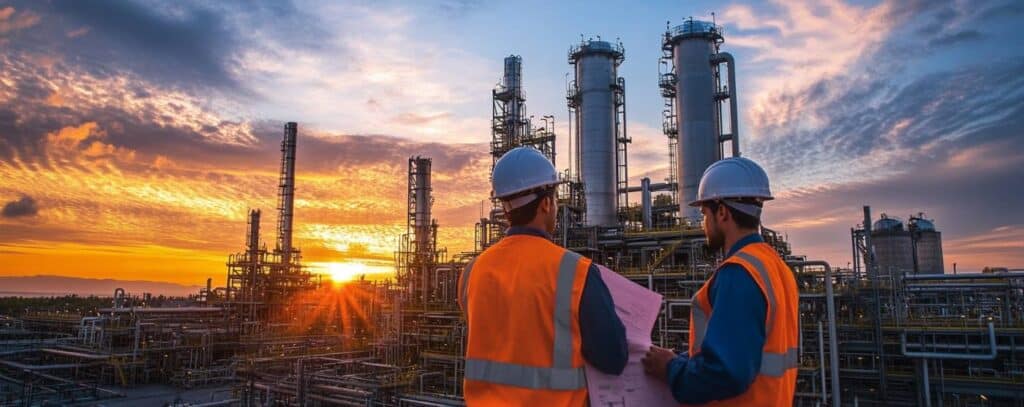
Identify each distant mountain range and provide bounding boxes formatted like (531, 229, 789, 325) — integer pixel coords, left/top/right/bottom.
(0, 275, 202, 297)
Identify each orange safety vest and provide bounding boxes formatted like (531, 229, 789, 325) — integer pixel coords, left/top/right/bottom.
(688, 242, 799, 406)
(458, 234, 591, 406)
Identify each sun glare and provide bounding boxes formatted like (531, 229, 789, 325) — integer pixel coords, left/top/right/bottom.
(323, 261, 368, 284)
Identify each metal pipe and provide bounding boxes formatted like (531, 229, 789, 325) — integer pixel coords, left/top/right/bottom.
(618, 77, 629, 212)
(713, 52, 740, 157)
(622, 182, 674, 193)
(0, 360, 101, 370)
(641, 177, 652, 229)
(921, 359, 931, 407)
(862, 205, 887, 400)
(900, 322, 998, 360)
(789, 260, 840, 406)
(902, 272, 1024, 280)
(818, 321, 827, 405)
(190, 400, 240, 407)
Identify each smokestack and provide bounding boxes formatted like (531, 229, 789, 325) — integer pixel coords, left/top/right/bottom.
(410, 156, 433, 254)
(247, 209, 261, 255)
(277, 122, 297, 265)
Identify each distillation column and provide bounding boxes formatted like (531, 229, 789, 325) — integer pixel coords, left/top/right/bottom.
(245, 209, 261, 308)
(247, 209, 261, 255)
(491, 55, 528, 166)
(408, 156, 436, 304)
(277, 122, 297, 265)
(569, 39, 625, 226)
(410, 157, 434, 256)
(664, 20, 738, 221)
(503, 56, 524, 144)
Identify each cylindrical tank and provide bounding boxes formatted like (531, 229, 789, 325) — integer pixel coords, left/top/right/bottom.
(910, 215, 944, 274)
(871, 215, 914, 276)
(667, 20, 723, 220)
(571, 40, 622, 226)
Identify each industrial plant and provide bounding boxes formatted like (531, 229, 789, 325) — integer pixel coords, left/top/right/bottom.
(1, 17, 1022, 407)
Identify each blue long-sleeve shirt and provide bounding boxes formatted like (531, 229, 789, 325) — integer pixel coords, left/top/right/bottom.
(505, 226, 628, 375)
(665, 233, 768, 404)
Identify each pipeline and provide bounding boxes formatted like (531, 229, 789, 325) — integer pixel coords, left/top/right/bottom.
(789, 260, 840, 406)
(900, 322, 998, 360)
(712, 52, 740, 157)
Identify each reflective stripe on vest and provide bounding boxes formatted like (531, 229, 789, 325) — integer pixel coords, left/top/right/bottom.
(691, 251, 797, 377)
(760, 347, 799, 377)
(690, 299, 708, 350)
(735, 251, 777, 337)
(463, 251, 586, 390)
(459, 258, 477, 311)
(464, 359, 586, 390)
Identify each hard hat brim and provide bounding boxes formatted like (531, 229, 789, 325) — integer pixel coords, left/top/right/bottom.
(493, 180, 565, 201)
(688, 195, 774, 207)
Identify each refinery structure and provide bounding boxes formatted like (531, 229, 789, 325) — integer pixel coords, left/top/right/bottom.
(2, 17, 1023, 407)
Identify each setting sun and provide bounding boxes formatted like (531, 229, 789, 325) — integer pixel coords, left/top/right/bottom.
(321, 261, 368, 284)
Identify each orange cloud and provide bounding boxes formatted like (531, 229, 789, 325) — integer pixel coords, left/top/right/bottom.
(45, 90, 64, 106)
(0, 59, 488, 287)
(0, 6, 40, 36)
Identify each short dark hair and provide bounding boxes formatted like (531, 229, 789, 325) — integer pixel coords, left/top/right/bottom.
(706, 199, 761, 229)
(507, 187, 556, 226)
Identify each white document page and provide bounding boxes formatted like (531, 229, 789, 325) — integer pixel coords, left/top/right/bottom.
(585, 264, 678, 407)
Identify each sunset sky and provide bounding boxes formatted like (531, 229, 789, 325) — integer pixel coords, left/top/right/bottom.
(1, 0, 1022, 287)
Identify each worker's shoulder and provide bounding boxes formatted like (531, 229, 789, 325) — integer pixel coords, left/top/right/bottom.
(473, 237, 583, 263)
(726, 242, 785, 264)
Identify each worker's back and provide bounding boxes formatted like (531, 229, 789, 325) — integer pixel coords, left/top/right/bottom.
(689, 241, 800, 406)
(459, 233, 591, 406)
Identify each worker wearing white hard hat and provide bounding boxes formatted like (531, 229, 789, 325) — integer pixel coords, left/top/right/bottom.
(689, 156, 775, 250)
(643, 157, 800, 406)
(489, 145, 564, 222)
(459, 147, 627, 406)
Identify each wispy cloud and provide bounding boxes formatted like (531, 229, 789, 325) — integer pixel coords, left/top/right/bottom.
(232, 3, 492, 143)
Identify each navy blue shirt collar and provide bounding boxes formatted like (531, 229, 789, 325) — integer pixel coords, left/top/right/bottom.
(726, 232, 764, 258)
(506, 225, 552, 240)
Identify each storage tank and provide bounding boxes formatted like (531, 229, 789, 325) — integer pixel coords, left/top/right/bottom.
(909, 214, 944, 274)
(871, 214, 915, 276)
(665, 20, 724, 220)
(569, 39, 623, 226)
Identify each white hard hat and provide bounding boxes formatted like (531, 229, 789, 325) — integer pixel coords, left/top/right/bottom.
(492, 147, 561, 210)
(689, 157, 773, 216)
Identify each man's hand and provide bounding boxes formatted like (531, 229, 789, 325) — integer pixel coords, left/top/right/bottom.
(642, 345, 676, 379)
